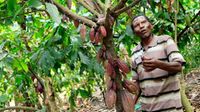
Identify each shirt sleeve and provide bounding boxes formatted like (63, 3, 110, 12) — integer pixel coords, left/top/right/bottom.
(131, 55, 139, 81)
(165, 38, 186, 65)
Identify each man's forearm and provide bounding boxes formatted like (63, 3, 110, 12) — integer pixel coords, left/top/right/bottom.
(156, 60, 182, 73)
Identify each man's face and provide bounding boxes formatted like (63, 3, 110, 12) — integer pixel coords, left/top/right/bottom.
(132, 16, 153, 39)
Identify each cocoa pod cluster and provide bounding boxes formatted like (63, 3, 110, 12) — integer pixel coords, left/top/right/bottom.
(72, 18, 107, 44)
(90, 25, 107, 45)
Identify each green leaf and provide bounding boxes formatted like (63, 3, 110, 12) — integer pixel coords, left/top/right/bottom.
(28, 0, 42, 8)
(125, 25, 133, 36)
(78, 52, 90, 65)
(0, 41, 6, 50)
(7, 0, 17, 15)
(78, 89, 90, 98)
(0, 51, 8, 61)
(20, 61, 28, 72)
(0, 95, 9, 103)
(45, 3, 61, 26)
(38, 50, 55, 74)
(15, 74, 25, 86)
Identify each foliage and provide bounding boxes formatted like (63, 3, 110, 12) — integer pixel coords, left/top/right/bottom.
(0, 0, 199, 111)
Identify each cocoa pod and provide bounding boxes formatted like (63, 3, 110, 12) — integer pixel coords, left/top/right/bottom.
(99, 25, 107, 37)
(106, 62, 113, 77)
(111, 70, 116, 79)
(105, 89, 116, 109)
(94, 32, 100, 44)
(73, 20, 79, 28)
(123, 80, 139, 95)
(89, 27, 95, 42)
(95, 31, 102, 45)
(107, 79, 113, 90)
(121, 90, 136, 112)
(80, 24, 86, 41)
(112, 81, 117, 91)
(117, 59, 130, 74)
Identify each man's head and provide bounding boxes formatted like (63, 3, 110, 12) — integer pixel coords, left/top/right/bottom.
(131, 15, 153, 39)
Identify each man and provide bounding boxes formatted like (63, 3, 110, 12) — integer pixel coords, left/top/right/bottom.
(131, 15, 185, 112)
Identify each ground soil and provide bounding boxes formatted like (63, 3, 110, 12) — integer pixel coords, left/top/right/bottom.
(185, 69, 200, 112)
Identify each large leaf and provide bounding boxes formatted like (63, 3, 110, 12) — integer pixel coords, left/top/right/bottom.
(78, 52, 90, 65)
(0, 51, 8, 61)
(45, 3, 61, 26)
(38, 50, 55, 74)
(7, 0, 17, 15)
(0, 95, 9, 103)
(78, 89, 90, 98)
(28, 0, 42, 8)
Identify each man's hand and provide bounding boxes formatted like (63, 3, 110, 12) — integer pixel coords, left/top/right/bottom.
(142, 56, 158, 72)
(142, 56, 182, 73)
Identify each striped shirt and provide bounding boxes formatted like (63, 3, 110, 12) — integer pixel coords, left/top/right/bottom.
(131, 35, 185, 112)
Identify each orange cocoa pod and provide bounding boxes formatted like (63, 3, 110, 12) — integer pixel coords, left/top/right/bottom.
(89, 27, 95, 42)
(73, 20, 79, 28)
(121, 90, 136, 112)
(117, 59, 130, 74)
(105, 89, 116, 109)
(99, 25, 107, 37)
(80, 24, 86, 41)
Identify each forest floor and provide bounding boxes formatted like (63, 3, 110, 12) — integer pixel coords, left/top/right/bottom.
(76, 69, 200, 112)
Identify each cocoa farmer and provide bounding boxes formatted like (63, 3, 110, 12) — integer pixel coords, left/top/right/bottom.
(131, 15, 185, 112)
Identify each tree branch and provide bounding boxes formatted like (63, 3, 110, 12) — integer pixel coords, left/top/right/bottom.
(93, 1, 103, 13)
(0, 106, 38, 111)
(96, 0, 105, 12)
(50, 0, 97, 27)
(78, 0, 101, 17)
(0, 9, 46, 21)
(114, 0, 140, 16)
(177, 10, 200, 41)
(111, 0, 127, 12)
(28, 63, 47, 103)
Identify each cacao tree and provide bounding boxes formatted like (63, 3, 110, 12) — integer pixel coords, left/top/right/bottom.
(0, 0, 199, 111)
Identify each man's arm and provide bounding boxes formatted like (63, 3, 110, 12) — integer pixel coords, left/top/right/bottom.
(142, 57, 182, 73)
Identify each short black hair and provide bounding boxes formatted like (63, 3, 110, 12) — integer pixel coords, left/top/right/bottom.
(131, 15, 151, 32)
